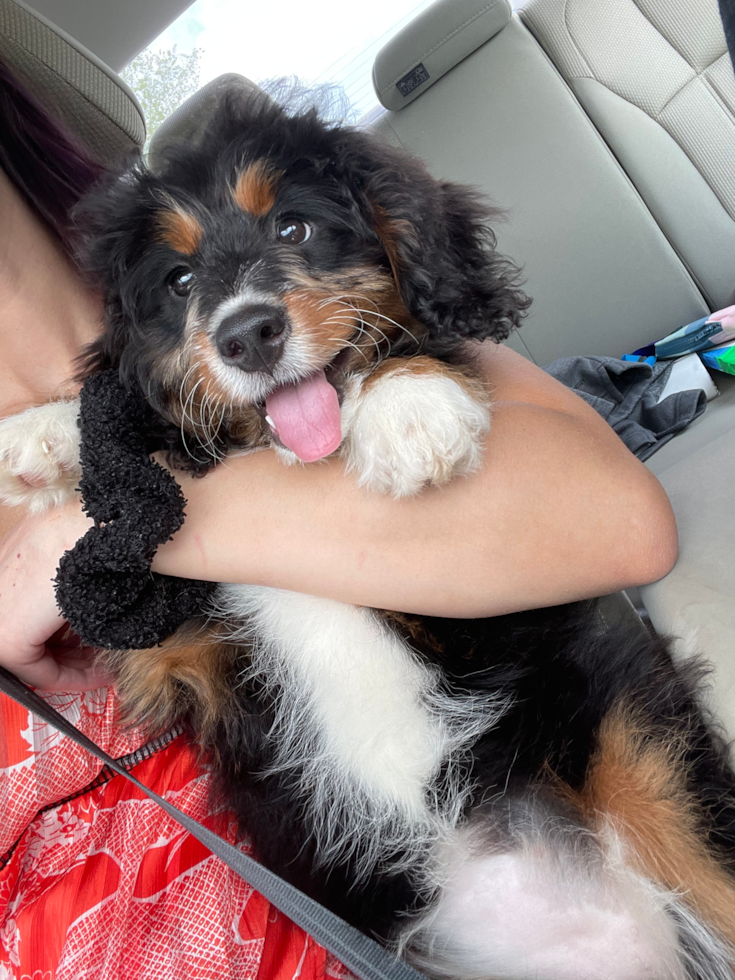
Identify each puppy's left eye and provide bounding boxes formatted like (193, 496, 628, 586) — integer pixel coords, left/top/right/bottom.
(168, 267, 195, 297)
(276, 219, 312, 244)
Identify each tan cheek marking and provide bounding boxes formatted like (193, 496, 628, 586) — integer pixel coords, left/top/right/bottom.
(282, 267, 420, 374)
(573, 703, 735, 945)
(283, 289, 357, 361)
(156, 208, 203, 255)
(232, 159, 281, 216)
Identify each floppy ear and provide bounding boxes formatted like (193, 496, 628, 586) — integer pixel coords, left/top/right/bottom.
(355, 142, 530, 341)
(72, 163, 164, 376)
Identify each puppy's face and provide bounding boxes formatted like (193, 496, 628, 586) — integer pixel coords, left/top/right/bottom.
(78, 93, 528, 463)
(145, 155, 405, 458)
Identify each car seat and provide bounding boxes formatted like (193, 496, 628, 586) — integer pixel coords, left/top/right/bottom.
(370, 0, 735, 737)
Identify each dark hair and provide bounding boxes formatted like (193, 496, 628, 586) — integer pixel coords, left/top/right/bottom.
(0, 58, 103, 254)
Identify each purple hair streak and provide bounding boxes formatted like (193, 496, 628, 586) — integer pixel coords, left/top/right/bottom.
(0, 58, 103, 257)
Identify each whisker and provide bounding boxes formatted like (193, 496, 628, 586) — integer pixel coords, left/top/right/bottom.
(321, 315, 358, 328)
(316, 293, 361, 311)
(327, 338, 369, 363)
(197, 391, 214, 456)
(354, 316, 392, 356)
(200, 390, 225, 461)
(343, 293, 380, 312)
(179, 374, 198, 458)
(351, 321, 384, 356)
(348, 308, 420, 346)
(181, 376, 208, 463)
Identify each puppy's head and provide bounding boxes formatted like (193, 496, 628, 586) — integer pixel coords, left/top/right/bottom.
(76, 89, 528, 465)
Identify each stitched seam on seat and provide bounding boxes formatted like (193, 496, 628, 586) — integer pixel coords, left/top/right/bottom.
(628, 0, 697, 70)
(704, 53, 735, 117)
(560, 0, 722, 110)
(512, 52, 703, 294)
(699, 74, 735, 128)
(654, 69, 731, 121)
(381, 0, 503, 94)
(384, 118, 408, 150)
(578, 78, 702, 184)
(524, 4, 733, 227)
(561, 0, 598, 78)
(577, 75, 735, 222)
(3, 33, 143, 139)
(628, 0, 728, 73)
(569, 80, 716, 301)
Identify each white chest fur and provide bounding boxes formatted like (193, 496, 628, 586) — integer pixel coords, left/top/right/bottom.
(217, 584, 505, 878)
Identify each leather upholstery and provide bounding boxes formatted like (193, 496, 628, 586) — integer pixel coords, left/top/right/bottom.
(370, 0, 735, 738)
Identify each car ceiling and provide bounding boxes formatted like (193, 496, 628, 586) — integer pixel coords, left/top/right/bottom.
(27, 0, 197, 71)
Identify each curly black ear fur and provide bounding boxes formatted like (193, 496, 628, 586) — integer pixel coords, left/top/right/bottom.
(72, 90, 529, 377)
(336, 136, 531, 342)
(147, 88, 529, 344)
(71, 159, 166, 380)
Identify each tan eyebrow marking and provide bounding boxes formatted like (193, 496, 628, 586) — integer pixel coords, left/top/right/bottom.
(232, 159, 281, 216)
(156, 208, 203, 255)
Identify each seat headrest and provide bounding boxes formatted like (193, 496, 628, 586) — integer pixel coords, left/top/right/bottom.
(147, 73, 263, 173)
(0, 0, 145, 163)
(373, 0, 512, 112)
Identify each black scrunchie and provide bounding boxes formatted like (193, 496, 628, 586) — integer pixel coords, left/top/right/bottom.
(55, 370, 215, 649)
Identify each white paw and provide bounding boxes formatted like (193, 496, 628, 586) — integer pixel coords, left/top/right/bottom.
(341, 367, 490, 497)
(0, 399, 82, 512)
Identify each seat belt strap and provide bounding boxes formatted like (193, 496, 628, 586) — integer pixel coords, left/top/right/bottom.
(0, 666, 428, 980)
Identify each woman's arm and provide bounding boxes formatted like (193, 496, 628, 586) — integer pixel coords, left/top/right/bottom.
(153, 344, 678, 617)
(0, 344, 677, 688)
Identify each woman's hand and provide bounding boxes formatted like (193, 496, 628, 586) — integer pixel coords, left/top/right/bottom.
(0, 500, 111, 691)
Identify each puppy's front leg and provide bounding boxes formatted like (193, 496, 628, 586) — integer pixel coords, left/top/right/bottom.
(341, 357, 490, 498)
(0, 399, 82, 512)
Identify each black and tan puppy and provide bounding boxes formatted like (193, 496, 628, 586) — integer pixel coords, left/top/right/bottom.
(2, 86, 735, 980)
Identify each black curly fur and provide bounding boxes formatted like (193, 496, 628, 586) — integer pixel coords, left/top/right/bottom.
(54, 87, 735, 976)
(74, 88, 529, 403)
(54, 370, 215, 649)
(59, 91, 530, 647)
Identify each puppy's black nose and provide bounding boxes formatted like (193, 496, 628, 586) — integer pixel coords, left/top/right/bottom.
(215, 304, 289, 372)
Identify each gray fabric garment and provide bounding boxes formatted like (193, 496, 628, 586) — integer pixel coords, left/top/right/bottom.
(544, 356, 707, 461)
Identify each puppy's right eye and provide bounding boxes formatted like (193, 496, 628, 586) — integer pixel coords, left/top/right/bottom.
(276, 219, 312, 245)
(168, 267, 194, 297)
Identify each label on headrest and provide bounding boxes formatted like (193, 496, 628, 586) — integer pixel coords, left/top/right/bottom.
(397, 63, 430, 97)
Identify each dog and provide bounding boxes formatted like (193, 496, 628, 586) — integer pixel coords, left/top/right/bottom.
(3, 86, 735, 980)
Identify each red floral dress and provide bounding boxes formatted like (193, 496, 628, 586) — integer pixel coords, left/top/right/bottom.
(0, 687, 351, 980)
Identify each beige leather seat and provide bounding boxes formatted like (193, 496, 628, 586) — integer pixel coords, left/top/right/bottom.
(518, 0, 735, 726)
(522, 0, 735, 312)
(370, 0, 735, 735)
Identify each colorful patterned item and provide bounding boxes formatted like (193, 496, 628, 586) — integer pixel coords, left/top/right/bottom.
(700, 341, 735, 376)
(654, 304, 735, 358)
(0, 688, 351, 980)
(621, 353, 657, 365)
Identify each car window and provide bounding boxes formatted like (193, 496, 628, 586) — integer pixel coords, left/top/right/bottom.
(121, 0, 436, 142)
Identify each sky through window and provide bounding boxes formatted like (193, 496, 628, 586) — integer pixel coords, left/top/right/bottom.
(137, 0, 437, 122)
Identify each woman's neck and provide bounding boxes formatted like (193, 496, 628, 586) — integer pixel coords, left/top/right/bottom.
(0, 167, 102, 417)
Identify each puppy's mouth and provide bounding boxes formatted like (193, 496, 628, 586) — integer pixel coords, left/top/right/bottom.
(255, 349, 352, 463)
(258, 368, 340, 462)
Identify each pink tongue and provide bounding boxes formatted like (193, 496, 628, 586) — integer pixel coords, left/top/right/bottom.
(265, 369, 342, 462)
